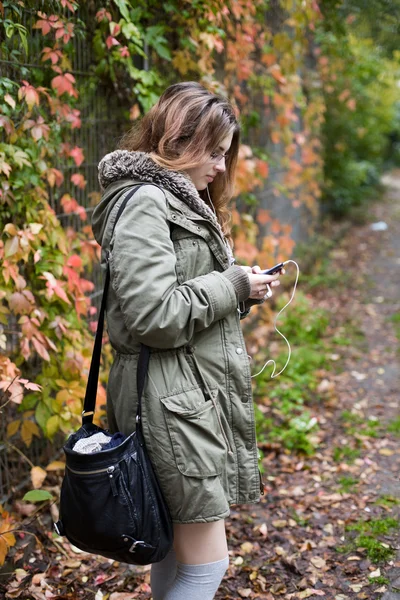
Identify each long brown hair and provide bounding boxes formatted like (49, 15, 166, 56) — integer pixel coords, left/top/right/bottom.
(119, 81, 240, 238)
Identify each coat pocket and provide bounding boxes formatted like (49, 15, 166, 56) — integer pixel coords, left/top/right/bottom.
(160, 387, 227, 478)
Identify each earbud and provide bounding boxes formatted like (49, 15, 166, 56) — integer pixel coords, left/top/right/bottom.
(251, 259, 299, 379)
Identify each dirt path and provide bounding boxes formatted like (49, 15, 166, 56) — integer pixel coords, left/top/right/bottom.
(221, 173, 400, 600)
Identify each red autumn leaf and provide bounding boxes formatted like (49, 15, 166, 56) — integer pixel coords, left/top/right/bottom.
(33, 12, 52, 35)
(33, 12, 63, 36)
(70, 173, 86, 189)
(130, 104, 140, 120)
(0, 379, 24, 404)
(46, 168, 64, 188)
(18, 81, 40, 110)
(32, 337, 51, 361)
(51, 73, 78, 98)
(60, 0, 77, 11)
(268, 64, 287, 85)
(41, 271, 71, 305)
(41, 46, 63, 65)
(106, 36, 120, 49)
(119, 46, 130, 58)
(8, 292, 32, 314)
(257, 209, 271, 226)
(0, 116, 14, 137)
(60, 194, 87, 220)
(69, 146, 84, 166)
(256, 160, 269, 179)
(23, 381, 42, 391)
(55, 21, 75, 44)
(65, 107, 81, 129)
(66, 254, 83, 269)
(96, 8, 112, 22)
(30, 116, 50, 141)
(79, 278, 94, 293)
(109, 22, 121, 36)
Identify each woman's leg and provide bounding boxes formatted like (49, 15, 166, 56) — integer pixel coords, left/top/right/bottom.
(150, 520, 229, 600)
(173, 520, 228, 564)
(150, 548, 178, 600)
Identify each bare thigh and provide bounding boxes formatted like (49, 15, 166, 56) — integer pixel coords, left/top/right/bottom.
(173, 520, 228, 565)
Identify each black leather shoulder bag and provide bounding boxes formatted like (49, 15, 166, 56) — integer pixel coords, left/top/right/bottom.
(54, 185, 174, 565)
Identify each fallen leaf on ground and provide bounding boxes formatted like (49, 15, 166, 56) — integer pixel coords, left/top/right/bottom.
(238, 589, 252, 598)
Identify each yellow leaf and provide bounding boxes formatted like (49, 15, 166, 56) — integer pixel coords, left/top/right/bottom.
(4, 236, 20, 257)
(4, 94, 16, 109)
(2, 532, 16, 547)
(310, 556, 326, 569)
(379, 448, 394, 456)
(21, 420, 40, 447)
(46, 415, 60, 437)
(7, 420, 20, 438)
(272, 519, 287, 528)
(31, 466, 47, 489)
(240, 541, 254, 554)
(45, 460, 65, 471)
(0, 537, 7, 566)
(3, 223, 18, 236)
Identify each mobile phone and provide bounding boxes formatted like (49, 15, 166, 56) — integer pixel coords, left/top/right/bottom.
(261, 262, 284, 275)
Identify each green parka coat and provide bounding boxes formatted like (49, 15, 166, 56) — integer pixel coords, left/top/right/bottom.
(92, 150, 262, 523)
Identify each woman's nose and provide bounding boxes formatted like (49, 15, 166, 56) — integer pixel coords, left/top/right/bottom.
(215, 158, 226, 173)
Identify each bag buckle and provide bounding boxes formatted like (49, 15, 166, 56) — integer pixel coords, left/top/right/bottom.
(129, 540, 145, 552)
(82, 410, 94, 418)
(123, 535, 145, 553)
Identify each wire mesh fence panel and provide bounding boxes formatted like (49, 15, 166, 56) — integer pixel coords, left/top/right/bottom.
(0, 1, 129, 504)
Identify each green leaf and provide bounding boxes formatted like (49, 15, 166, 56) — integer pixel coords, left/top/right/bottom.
(114, 0, 130, 21)
(152, 40, 171, 61)
(35, 401, 51, 433)
(23, 489, 53, 503)
(46, 415, 60, 438)
(18, 30, 28, 56)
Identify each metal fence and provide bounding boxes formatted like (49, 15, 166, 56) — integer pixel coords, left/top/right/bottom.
(0, 1, 129, 503)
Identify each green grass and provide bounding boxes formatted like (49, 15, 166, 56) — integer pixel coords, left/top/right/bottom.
(346, 517, 398, 535)
(333, 446, 361, 463)
(337, 476, 359, 493)
(388, 417, 400, 436)
(374, 495, 400, 508)
(254, 290, 329, 455)
(369, 575, 389, 585)
(340, 517, 399, 563)
(388, 311, 400, 346)
(356, 535, 395, 563)
(340, 411, 383, 438)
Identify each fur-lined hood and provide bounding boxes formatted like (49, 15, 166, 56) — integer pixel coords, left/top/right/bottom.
(98, 150, 220, 229)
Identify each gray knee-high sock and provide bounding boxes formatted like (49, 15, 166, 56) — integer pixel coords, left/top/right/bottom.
(163, 556, 229, 600)
(150, 549, 178, 600)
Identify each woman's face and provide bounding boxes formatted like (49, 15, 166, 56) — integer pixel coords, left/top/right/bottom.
(184, 131, 234, 191)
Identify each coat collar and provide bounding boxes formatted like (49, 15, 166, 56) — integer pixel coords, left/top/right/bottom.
(98, 150, 220, 230)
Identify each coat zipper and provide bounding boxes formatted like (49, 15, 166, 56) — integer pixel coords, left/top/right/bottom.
(67, 464, 118, 496)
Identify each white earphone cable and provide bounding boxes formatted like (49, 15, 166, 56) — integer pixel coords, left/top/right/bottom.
(251, 259, 299, 379)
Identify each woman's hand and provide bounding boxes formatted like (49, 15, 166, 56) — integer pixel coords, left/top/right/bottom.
(239, 265, 285, 300)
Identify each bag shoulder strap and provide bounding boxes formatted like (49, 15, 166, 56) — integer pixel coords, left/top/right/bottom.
(82, 185, 150, 426)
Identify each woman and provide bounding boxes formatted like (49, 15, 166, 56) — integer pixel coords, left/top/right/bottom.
(92, 82, 282, 599)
